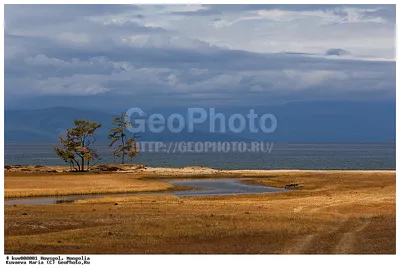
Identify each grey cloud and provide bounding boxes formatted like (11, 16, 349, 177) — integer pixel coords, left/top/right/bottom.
(362, 7, 396, 22)
(6, 47, 394, 100)
(206, 4, 395, 12)
(170, 4, 395, 19)
(4, 4, 396, 110)
(325, 48, 351, 56)
(169, 8, 221, 16)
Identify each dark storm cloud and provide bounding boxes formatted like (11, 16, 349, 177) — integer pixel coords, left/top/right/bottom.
(3, 4, 396, 110)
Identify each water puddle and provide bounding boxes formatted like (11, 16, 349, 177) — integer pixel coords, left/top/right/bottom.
(4, 179, 286, 205)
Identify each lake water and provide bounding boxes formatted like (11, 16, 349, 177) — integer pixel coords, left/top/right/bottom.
(4, 142, 395, 170)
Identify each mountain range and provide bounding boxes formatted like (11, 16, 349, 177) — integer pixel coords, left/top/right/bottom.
(4, 101, 395, 143)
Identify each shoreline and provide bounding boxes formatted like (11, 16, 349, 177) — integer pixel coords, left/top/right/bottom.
(4, 164, 396, 173)
(4, 179, 286, 204)
(4, 164, 396, 198)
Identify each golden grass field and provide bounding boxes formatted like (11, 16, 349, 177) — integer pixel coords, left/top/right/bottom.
(4, 166, 396, 254)
(5, 172, 176, 198)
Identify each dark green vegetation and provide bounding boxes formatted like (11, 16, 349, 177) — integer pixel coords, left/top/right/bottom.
(108, 112, 139, 164)
(53, 120, 102, 171)
(53, 112, 139, 171)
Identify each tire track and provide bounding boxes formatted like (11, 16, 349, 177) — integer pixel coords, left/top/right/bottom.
(286, 234, 316, 254)
(285, 216, 350, 254)
(334, 218, 371, 254)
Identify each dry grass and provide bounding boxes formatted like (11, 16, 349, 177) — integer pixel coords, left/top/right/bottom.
(4, 165, 241, 198)
(4, 172, 176, 198)
(4, 169, 396, 254)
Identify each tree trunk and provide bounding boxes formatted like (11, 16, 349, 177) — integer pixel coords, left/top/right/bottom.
(81, 155, 85, 171)
(121, 135, 125, 164)
(81, 139, 85, 171)
(73, 159, 80, 171)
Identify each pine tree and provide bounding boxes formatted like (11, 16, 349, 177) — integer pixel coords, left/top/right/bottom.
(53, 119, 102, 171)
(108, 113, 139, 164)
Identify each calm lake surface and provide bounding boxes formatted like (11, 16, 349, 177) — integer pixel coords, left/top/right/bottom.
(4, 142, 395, 170)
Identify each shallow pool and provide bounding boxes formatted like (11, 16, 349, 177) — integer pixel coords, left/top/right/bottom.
(4, 179, 286, 205)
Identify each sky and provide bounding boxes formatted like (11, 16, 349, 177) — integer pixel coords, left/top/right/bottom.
(4, 4, 396, 110)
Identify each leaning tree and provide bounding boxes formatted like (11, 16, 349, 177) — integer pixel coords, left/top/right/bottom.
(108, 112, 139, 164)
(53, 119, 102, 171)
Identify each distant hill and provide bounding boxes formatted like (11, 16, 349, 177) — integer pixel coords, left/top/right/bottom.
(4, 101, 396, 143)
(5, 107, 115, 142)
(4, 106, 247, 142)
(251, 100, 396, 142)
